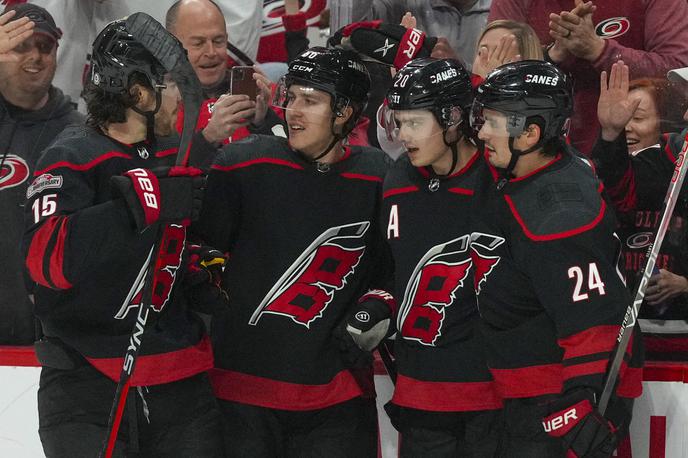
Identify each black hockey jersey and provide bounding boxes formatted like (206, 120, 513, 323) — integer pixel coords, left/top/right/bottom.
(194, 135, 392, 410)
(470, 149, 643, 400)
(22, 125, 213, 386)
(381, 153, 501, 412)
(592, 130, 688, 324)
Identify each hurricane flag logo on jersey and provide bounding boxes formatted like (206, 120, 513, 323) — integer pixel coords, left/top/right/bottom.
(249, 221, 369, 328)
(397, 235, 472, 346)
(470, 232, 505, 295)
(115, 224, 186, 320)
(0, 154, 30, 190)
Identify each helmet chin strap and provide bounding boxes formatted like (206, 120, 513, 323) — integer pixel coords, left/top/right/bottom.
(131, 89, 162, 150)
(293, 114, 343, 165)
(424, 129, 461, 181)
(497, 135, 542, 190)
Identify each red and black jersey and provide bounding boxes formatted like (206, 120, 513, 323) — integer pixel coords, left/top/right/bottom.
(381, 153, 501, 412)
(22, 125, 213, 386)
(194, 134, 392, 411)
(591, 130, 688, 324)
(470, 149, 643, 400)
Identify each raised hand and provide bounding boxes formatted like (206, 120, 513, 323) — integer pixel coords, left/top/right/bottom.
(0, 10, 35, 62)
(597, 60, 640, 141)
(473, 33, 520, 78)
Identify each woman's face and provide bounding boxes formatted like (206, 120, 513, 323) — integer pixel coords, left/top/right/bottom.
(625, 87, 661, 154)
(472, 27, 521, 75)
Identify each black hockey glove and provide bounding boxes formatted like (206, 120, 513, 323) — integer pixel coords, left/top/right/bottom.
(333, 290, 396, 368)
(328, 21, 437, 70)
(182, 244, 229, 315)
(542, 390, 619, 458)
(111, 166, 205, 231)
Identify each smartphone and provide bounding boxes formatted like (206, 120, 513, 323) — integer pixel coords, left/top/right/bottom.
(230, 66, 257, 101)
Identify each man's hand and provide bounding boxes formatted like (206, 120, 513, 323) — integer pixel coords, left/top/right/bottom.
(0, 9, 34, 62)
(202, 94, 256, 144)
(549, 0, 604, 62)
(597, 60, 640, 141)
(646, 269, 688, 305)
(182, 244, 229, 315)
(543, 390, 619, 458)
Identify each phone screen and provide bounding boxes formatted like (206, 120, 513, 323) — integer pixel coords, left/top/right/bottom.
(230, 66, 257, 101)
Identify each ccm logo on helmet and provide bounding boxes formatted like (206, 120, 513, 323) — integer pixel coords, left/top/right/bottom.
(292, 65, 314, 73)
(430, 68, 457, 84)
(525, 74, 559, 86)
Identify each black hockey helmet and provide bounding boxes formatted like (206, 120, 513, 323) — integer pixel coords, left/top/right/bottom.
(90, 19, 168, 95)
(386, 57, 474, 130)
(275, 46, 370, 136)
(471, 60, 573, 141)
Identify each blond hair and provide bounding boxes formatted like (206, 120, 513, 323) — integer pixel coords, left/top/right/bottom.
(476, 20, 543, 60)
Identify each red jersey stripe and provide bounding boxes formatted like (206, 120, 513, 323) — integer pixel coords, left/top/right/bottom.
(212, 158, 304, 172)
(558, 325, 619, 360)
(48, 217, 72, 289)
(26, 216, 62, 289)
(35, 152, 131, 175)
(391, 374, 502, 411)
(209, 368, 363, 410)
(339, 172, 383, 182)
(490, 363, 563, 398)
(383, 185, 419, 199)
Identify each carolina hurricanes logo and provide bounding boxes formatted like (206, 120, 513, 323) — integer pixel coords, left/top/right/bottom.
(595, 17, 630, 39)
(249, 221, 369, 328)
(115, 224, 186, 319)
(0, 155, 30, 190)
(397, 235, 472, 346)
(470, 232, 505, 295)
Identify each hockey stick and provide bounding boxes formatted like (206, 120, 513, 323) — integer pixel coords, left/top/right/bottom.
(100, 13, 203, 458)
(598, 130, 688, 415)
(377, 339, 397, 384)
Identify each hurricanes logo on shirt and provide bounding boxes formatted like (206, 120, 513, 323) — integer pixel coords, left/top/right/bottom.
(397, 235, 472, 346)
(249, 222, 369, 328)
(595, 17, 630, 39)
(470, 232, 505, 295)
(0, 154, 30, 190)
(115, 224, 186, 320)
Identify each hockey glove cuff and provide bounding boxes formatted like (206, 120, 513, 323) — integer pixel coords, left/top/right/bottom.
(329, 21, 437, 70)
(182, 244, 229, 315)
(111, 166, 204, 231)
(346, 290, 396, 351)
(543, 390, 619, 458)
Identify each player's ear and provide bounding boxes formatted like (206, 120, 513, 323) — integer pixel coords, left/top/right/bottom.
(130, 83, 154, 111)
(520, 122, 541, 148)
(334, 105, 354, 126)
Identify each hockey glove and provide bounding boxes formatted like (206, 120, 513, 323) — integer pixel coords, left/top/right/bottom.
(111, 166, 204, 231)
(329, 21, 437, 70)
(542, 390, 619, 458)
(182, 244, 229, 315)
(333, 290, 396, 368)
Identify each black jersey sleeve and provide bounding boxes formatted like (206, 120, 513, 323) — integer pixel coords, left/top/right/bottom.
(192, 147, 242, 253)
(22, 146, 144, 291)
(524, 225, 631, 393)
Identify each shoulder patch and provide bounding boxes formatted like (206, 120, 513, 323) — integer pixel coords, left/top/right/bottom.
(505, 158, 605, 241)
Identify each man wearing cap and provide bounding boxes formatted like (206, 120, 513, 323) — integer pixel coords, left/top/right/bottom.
(0, 2, 83, 345)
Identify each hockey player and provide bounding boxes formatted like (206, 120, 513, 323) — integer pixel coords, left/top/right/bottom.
(22, 19, 224, 457)
(194, 46, 392, 457)
(352, 57, 502, 456)
(469, 60, 643, 457)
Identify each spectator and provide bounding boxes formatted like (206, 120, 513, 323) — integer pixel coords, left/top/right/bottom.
(166, 0, 282, 145)
(0, 3, 83, 345)
(472, 19, 543, 78)
(593, 61, 688, 357)
(349, 0, 492, 69)
(625, 78, 687, 155)
(489, 0, 688, 155)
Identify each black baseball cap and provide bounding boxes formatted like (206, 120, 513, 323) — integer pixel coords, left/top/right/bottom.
(2, 3, 62, 42)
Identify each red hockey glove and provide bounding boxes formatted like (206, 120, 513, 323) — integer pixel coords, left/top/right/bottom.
(182, 244, 229, 315)
(329, 21, 437, 70)
(111, 166, 204, 231)
(542, 390, 619, 458)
